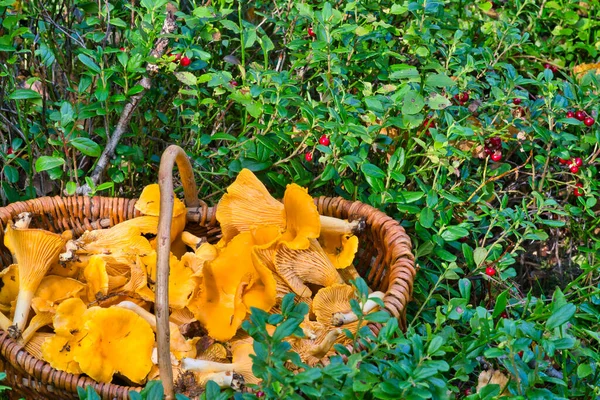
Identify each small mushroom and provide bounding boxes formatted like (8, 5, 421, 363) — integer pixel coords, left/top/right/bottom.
(3, 224, 66, 337)
(182, 342, 259, 386)
(73, 306, 155, 384)
(41, 298, 88, 375)
(117, 301, 198, 360)
(189, 232, 276, 341)
(31, 275, 86, 313)
(134, 183, 187, 244)
(290, 328, 343, 367)
(24, 332, 52, 359)
(318, 231, 359, 269)
(312, 284, 384, 328)
(20, 311, 53, 344)
(0, 264, 19, 312)
(273, 239, 344, 298)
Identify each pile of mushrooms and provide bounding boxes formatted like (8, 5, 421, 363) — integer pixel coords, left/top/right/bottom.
(0, 169, 384, 392)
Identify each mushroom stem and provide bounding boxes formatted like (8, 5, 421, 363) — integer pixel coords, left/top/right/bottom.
(309, 328, 342, 359)
(201, 371, 235, 387)
(14, 213, 32, 229)
(181, 232, 204, 250)
(20, 313, 53, 344)
(331, 291, 385, 326)
(182, 358, 236, 373)
(319, 216, 363, 235)
(117, 301, 157, 330)
(11, 289, 35, 337)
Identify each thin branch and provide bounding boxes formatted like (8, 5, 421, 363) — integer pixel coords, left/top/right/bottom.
(77, 4, 178, 195)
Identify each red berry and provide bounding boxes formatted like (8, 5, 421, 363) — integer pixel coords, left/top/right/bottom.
(304, 152, 313, 162)
(490, 151, 502, 162)
(575, 110, 586, 121)
(566, 111, 575, 119)
(584, 116, 595, 126)
(308, 27, 316, 38)
(453, 94, 460, 101)
(460, 92, 469, 102)
(489, 136, 501, 148)
(513, 98, 522, 105)
(464, 388, 472, 396)
(484, 147, 493, 156)
(485, 266, 496, 276)
(574, 157, 583, 167)
(544, 63, 551, 69)
(500, 311, 509, 319)
(558, 158, 569, 165)
(256, 391, 265, 398)
(551, 65, 558, 73)
(230, 80, 238, 87)
(180, 56, 191, 67)
(7, 147, 13, 155)
(570, 165, 579, 174)
(574, 183, 584, 197)
(518, 351, 524, 358)
(318, 135, 330, 146)
(119, 47, 125, 51)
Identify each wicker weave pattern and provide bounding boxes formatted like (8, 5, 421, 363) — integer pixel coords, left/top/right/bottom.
(0, 194, 415, 399)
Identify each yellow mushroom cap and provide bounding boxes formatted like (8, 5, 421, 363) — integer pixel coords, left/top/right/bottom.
(312, 284, 355, 326)
(73, 306, 155, 384)
(189, 232, 275, 342)
(280, 184, 321, 250)
(83, 255, 109, 302)
(4, 224, 66, 334)
(318, 232, 359, 269)
(216, 169, 286, 243)
(31, 275, 85, 313)
(273, 240, 343, 298)
(121, 255, 155, 302)
(135, 184, 186, 218)
(0, 264, 19, 307)
(41, 298, 89, 375)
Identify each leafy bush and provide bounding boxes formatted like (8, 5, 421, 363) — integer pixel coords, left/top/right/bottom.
(1, 0, 600, 398)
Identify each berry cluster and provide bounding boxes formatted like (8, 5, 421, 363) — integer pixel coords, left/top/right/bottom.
(453, 92, 469, 106)
(304, 135, 330, 162)
(422, 117, 435, 135)
(484, 136, 502, 162)
(574, 183, 584, 197)
(544, 63, 558, 73)
(566, 110, 595, 126)
(558, 156, 583, 174)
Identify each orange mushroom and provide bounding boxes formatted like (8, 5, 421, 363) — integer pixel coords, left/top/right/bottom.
(3, 224, 66, 337)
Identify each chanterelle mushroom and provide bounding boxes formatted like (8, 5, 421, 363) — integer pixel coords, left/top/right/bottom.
(182, 341, 259, 386)
(3, 223, 66, 337)
(312, 284, 384, 327)
(272, 239, 344, 298)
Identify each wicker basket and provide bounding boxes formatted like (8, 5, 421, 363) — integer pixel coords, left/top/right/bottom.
(0, 145, 416, 400)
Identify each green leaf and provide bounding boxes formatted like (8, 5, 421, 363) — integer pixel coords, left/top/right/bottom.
(440, 226, 469, 241)
(8, 89, 42, 100)
(402, 90, 424, 115)
(3, 165, 19, 183)
(174, 71, 197, 86)
(420, 207, 434, 228)
(577, 363, 593, 379)
(65, 181, 77, 195)
(361, 163, 386, 179)
(70, 138, 101, 157)
(35, 156, 65, 172)
(78, 54, 101, 74)
(492, 290, 509, 318)
(546, 303, 576, 330)
(426, 73, 456, 87)
(473, 247, 487, 267)
(427, 93, 452, 110)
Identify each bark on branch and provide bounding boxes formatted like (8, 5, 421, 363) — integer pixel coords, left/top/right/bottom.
(77, 3, 178, 195)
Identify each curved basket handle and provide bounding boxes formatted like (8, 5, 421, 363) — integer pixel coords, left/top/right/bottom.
(156, 145, 200, 400)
